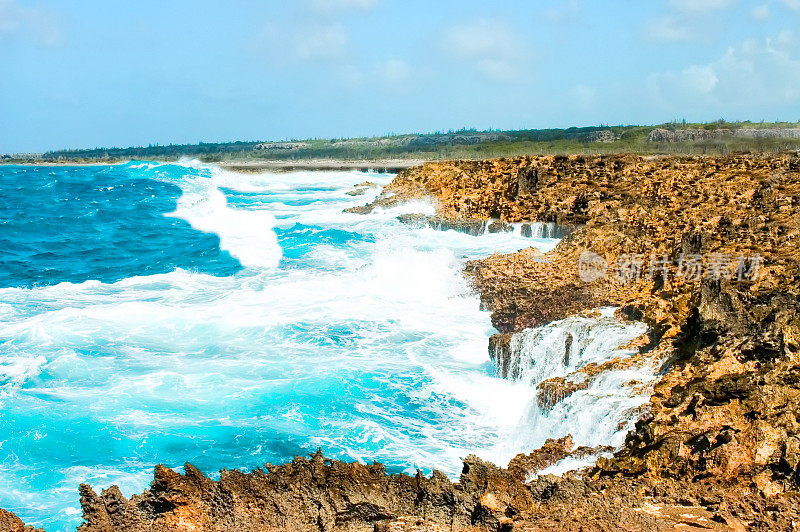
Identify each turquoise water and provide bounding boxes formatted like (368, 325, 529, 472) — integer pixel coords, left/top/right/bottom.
(0, 161, 560, 530)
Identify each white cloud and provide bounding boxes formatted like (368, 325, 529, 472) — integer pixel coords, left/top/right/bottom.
(320, 58, 414, 94)
(751, 4, 771, 20)
(375, 59, 411, 85)
(646, 0, 735, 43)
(645, 16, 697, 43)
(254, 21, 349, 63)
(0, 0, 63, 47)
(442, 20, 526, 82)
(310, 0, 377, 13)
(546, 0, 580, 22)
(668, 0, 733, 13)
(253, 0, 379, 65)
(683, 64, 719, 93)
(649, 65, 718, 103)
(782, 0, 800, 10)
(649, 31, 800, 108)
(295, 24, 348, 60)
(334, 59, 412, 91)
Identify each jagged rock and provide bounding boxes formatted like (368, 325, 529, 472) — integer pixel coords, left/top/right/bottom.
(77, 452, 441, 532)
(587, 130, 619, 143)
(346, 182, 378, 196)
(647, 128, 732, 142)
(488, 333, 514, 378)
(73, 448, 659, 532)
(486, 220, 512, 233)
(507, 436, 575, 480)
(65, 439, 800, 530)
(647, 127, 800, 143)
(395, 214, 488, 235)
(366, 153, 800, 501)
(734, 128, 800, 139)
(0, 509, 44, 532)
(394, 213, 431, 228)
(536, 377, 590, 409)
(253, 142, 309, 151)
(343, 204, 375, 214)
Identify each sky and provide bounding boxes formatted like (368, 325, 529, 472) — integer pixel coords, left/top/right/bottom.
(1, 0, 799, 152)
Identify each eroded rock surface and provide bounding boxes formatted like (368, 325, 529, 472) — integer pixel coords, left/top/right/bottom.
(379, 154, 800, 505)
(70, 449, 796, 531)
(0, 509, 44, 532)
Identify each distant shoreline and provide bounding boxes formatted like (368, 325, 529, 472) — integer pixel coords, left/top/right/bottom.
(0, 159, 427, 173)
(0, 161, 123, 167)
(218, 159, 427, 173)
(6, 121, 800, 166)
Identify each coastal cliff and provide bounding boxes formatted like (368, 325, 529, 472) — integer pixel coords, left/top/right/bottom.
(6, 153, 800, 531)
(348, 153, 800, 527)
(370, 154, 800, 490)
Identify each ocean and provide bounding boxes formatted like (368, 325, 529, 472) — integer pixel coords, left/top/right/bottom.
(0, 161, 652, 530)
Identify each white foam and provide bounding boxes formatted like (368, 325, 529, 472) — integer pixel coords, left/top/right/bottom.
(483, 312, 659, 466)
(505, 311, 648, 384)
(0, 354, 46, 401)
(165, 169, 282, 270)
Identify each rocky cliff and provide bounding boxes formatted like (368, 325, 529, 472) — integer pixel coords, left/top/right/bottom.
(648, 127, 800, 142)
(343, 153, 800, 528)
(51, 444, 789, 531)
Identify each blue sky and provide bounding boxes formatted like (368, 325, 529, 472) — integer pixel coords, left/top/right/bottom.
(1, 0, 799, 152)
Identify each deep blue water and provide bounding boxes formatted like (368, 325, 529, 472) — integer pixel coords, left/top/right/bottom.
(0, 161, 561, 530)
(0, 164, 240, 288)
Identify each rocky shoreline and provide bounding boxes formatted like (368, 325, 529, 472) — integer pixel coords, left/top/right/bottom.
(5, 153, 800, 530)
(352, 153, 800, 527)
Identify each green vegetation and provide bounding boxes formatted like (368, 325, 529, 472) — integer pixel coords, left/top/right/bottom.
(5, 121, 800, 164)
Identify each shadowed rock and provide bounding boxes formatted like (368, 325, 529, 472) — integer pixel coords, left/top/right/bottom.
(396, 214, 489, 235)
(70, 446, 793, 531)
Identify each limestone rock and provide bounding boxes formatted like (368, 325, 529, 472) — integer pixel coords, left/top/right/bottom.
(507, 436, 575, 480)
(361, 153, 800, 500)
(536, 377, 590, 409)
(0, 509, 44, 532)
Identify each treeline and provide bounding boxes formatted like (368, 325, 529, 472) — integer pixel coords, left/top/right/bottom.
(29, 121, 800, 163)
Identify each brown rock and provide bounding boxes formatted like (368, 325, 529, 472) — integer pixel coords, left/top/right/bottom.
(507, 436, 575, 481)
(536, 377, 590, 409)
(353, 152, 800, 502)
(0, 509, 44, 532)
